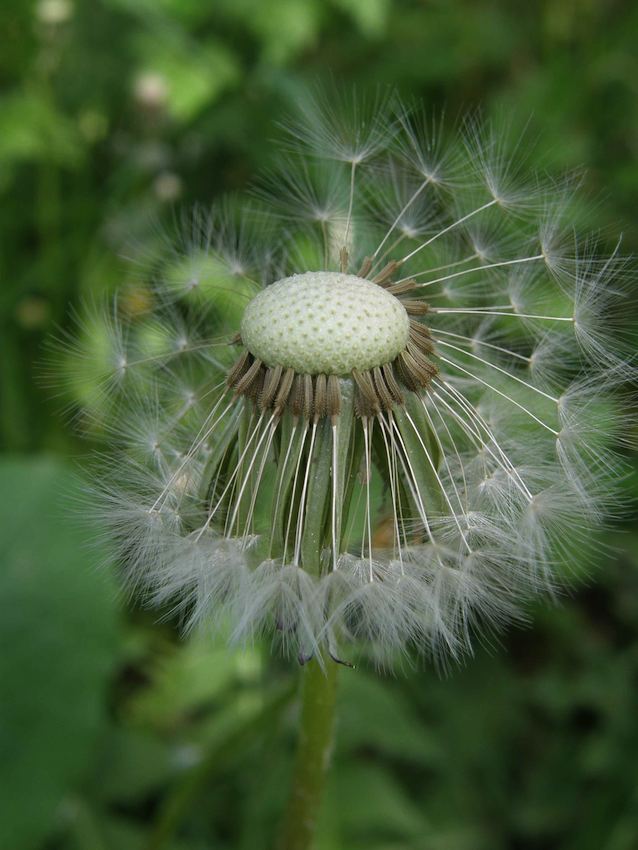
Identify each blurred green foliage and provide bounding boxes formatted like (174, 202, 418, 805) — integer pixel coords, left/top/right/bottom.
(1, 1, 637, 848)
(0, 458, 120, 849)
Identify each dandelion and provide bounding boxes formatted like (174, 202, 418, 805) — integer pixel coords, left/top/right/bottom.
(58, 87, 635, 850)
(61, 89, 635, 674)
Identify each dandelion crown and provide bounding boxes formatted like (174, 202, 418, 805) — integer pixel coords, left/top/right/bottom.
(71, 89, 633, 666)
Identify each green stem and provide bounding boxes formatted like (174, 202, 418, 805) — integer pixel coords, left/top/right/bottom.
(278, 658, 339, 850)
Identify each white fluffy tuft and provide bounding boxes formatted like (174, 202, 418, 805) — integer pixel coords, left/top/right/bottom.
(64, 91, 634, 668)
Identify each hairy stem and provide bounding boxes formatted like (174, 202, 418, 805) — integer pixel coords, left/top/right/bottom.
(278, 658, 339, 850)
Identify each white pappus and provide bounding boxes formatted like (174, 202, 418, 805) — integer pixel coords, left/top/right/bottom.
(62, 88, 636, 668)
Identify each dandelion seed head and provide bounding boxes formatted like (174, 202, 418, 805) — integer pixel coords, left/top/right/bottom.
(61, 89, 635, 668)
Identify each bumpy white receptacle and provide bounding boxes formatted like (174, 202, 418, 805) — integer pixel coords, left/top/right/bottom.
(240, 272, 409, 375)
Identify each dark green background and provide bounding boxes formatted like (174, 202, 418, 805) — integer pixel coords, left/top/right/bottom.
(1, 1, 637, 848)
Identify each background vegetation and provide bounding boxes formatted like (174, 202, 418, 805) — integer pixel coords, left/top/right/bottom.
(1, 1, 637, 848)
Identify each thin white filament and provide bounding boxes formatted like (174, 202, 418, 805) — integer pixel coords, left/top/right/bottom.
(402, 406, 472, 553)
(343, 161, 357, 258)
(401, 199, 497, 264)
(224, 412, 278, 537)
(431, 387, 528, 500)
(269, 423, 299, 557)
(377, 412, 405, 568)
(372, 180, 429, 259)
(385, 411, 437, 545)
(432, 308, 574, 322)
(150, 391, 233, 511)
(293, 422, 319, 566)
(437, 355, 559, 435)
(283, 423, 309, 564)
(433, 328, 531, 364)
(123, 342, 235, 371)
(425, 393, 470, 506)
(361, 417, 374, 578)
(433, 380, 533, 500)
(194, 411, 266, 540)
(435, 378, 534, 495)
(410, 254, 544, 287)
(331, 423, 339, 571)
(433, 338, 559, 402)
(420, 397, 471, 523)
(240, 417, 279, 545)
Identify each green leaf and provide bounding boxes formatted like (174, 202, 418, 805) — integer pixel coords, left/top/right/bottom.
(91, 727, 175, 803)
(338, 671, 441, 764)
(214, 0, 322, 64)
(127, 633, 262, 730)
(136, 32, 239, 122)
(323, 762, 428, 843)
(330, 0, 389, 36)
(0, 457, 120, 850)
(0, 92, 84, 175)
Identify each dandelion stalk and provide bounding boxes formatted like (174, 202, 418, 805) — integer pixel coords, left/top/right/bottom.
(278, 658, 339, 850)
